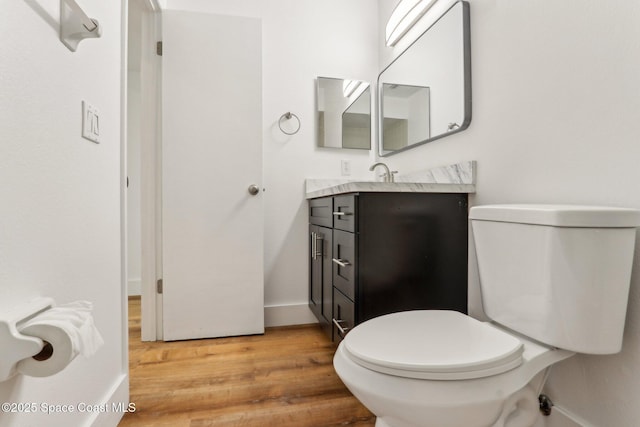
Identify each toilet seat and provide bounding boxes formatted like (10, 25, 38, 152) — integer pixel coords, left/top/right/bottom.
(342, 310, 524, 380)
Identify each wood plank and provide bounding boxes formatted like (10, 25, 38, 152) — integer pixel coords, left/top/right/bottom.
(120, 298, 374, 426)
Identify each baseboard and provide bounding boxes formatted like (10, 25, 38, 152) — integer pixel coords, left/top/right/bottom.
(128, 279, 141, 296)
(86, 373, 130, 427)
(545, 404, 594, 427)
(264, 303, 318, 327)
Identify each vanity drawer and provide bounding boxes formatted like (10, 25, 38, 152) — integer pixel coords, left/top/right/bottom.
(309, 197, 333, 227)
(333, 288, 355, 342)
(333, 195, 356, 232)
(333, 229, 355, 300)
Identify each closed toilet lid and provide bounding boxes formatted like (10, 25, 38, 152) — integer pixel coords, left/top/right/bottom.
(343, 310, 524, 380)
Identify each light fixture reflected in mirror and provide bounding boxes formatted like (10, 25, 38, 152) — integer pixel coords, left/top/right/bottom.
(386, 0, 438, 47)
(343, 80, 360, 97)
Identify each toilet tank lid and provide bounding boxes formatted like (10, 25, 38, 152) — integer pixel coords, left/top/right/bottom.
(469, 204, 640, 228)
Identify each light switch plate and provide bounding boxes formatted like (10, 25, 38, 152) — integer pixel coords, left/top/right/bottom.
(82, 101, 100, 143)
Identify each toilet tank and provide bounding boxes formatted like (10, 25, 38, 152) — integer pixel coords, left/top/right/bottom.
(470, 205, 640, 354)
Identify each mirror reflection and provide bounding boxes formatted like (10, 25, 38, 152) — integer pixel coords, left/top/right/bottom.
(379, 1, 470, 156)
(382, 83, 430, 151)
(317, 77, 371, 150)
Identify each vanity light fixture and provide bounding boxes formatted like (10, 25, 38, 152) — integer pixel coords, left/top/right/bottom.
(385, 0, 438, 47)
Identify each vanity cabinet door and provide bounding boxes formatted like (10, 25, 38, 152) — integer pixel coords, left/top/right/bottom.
(309, 225, 323, 319)
(320, 228, 333, 329)
(309, 225, 333, 338)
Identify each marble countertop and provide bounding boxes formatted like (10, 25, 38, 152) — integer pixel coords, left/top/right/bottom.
(305, 181, 475, 199)
(305, 161, 477, 199)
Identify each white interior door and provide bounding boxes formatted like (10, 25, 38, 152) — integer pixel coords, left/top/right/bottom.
(161, 11, 264, 341)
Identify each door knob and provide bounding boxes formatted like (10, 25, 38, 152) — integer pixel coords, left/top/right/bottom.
(248, 184, 260, 196)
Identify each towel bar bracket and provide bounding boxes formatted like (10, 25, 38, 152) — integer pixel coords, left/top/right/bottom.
(60, 0, 102, 52)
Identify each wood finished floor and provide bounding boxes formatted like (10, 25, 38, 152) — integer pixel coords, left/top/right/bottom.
(119, 297, 374, 427)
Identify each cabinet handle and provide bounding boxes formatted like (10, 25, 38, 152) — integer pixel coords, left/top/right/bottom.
(332, 211, 353, 216)
(315, 235, 323, 258)
(332, 258, 351, 268)
(312, 232, 324, 260)
(333, 318, 350, 335)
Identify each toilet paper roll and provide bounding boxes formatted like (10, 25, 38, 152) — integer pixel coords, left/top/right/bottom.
(15, 301, 104, 377)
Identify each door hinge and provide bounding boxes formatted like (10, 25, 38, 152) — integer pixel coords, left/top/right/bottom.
(157, 279, 163, 294)
(156, 41, 163, 56)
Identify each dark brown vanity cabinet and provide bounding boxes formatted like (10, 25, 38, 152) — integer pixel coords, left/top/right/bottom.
(309, 192, 469, 343)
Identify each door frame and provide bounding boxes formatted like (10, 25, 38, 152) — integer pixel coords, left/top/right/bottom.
(140, 0, 163, 341)
(125, 0, 163, 341)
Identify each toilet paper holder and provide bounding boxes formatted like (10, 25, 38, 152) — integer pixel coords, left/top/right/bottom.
(0, 297, 55, 382)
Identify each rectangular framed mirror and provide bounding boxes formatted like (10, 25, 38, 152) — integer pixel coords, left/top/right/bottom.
(378, 0, 471, 156)
(317, 77, 371, 150)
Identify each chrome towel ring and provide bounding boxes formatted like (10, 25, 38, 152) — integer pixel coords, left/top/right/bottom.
(278, 112, 301, 135)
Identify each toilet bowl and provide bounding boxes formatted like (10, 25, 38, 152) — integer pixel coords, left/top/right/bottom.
(334, 310, 573, 427)
(333, 204, 640, 427)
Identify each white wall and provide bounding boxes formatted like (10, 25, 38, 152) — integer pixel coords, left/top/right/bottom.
(0, 1, 128, 426)
(162, 0, 379, 322)
(377, 0, 640, 426)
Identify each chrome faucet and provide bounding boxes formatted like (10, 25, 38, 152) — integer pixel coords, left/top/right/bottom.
(369, 162, 397, 183)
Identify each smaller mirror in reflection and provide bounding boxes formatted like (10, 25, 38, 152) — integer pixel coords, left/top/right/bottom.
(382, 83, 430, 152)
(317, 77, 371, 150)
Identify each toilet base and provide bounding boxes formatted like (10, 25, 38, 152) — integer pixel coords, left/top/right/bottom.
(375, 419, 392, 427)
(372, 383, 537, 427)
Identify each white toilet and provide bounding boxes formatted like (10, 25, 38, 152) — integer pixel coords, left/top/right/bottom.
(333, 204, 640, 427)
